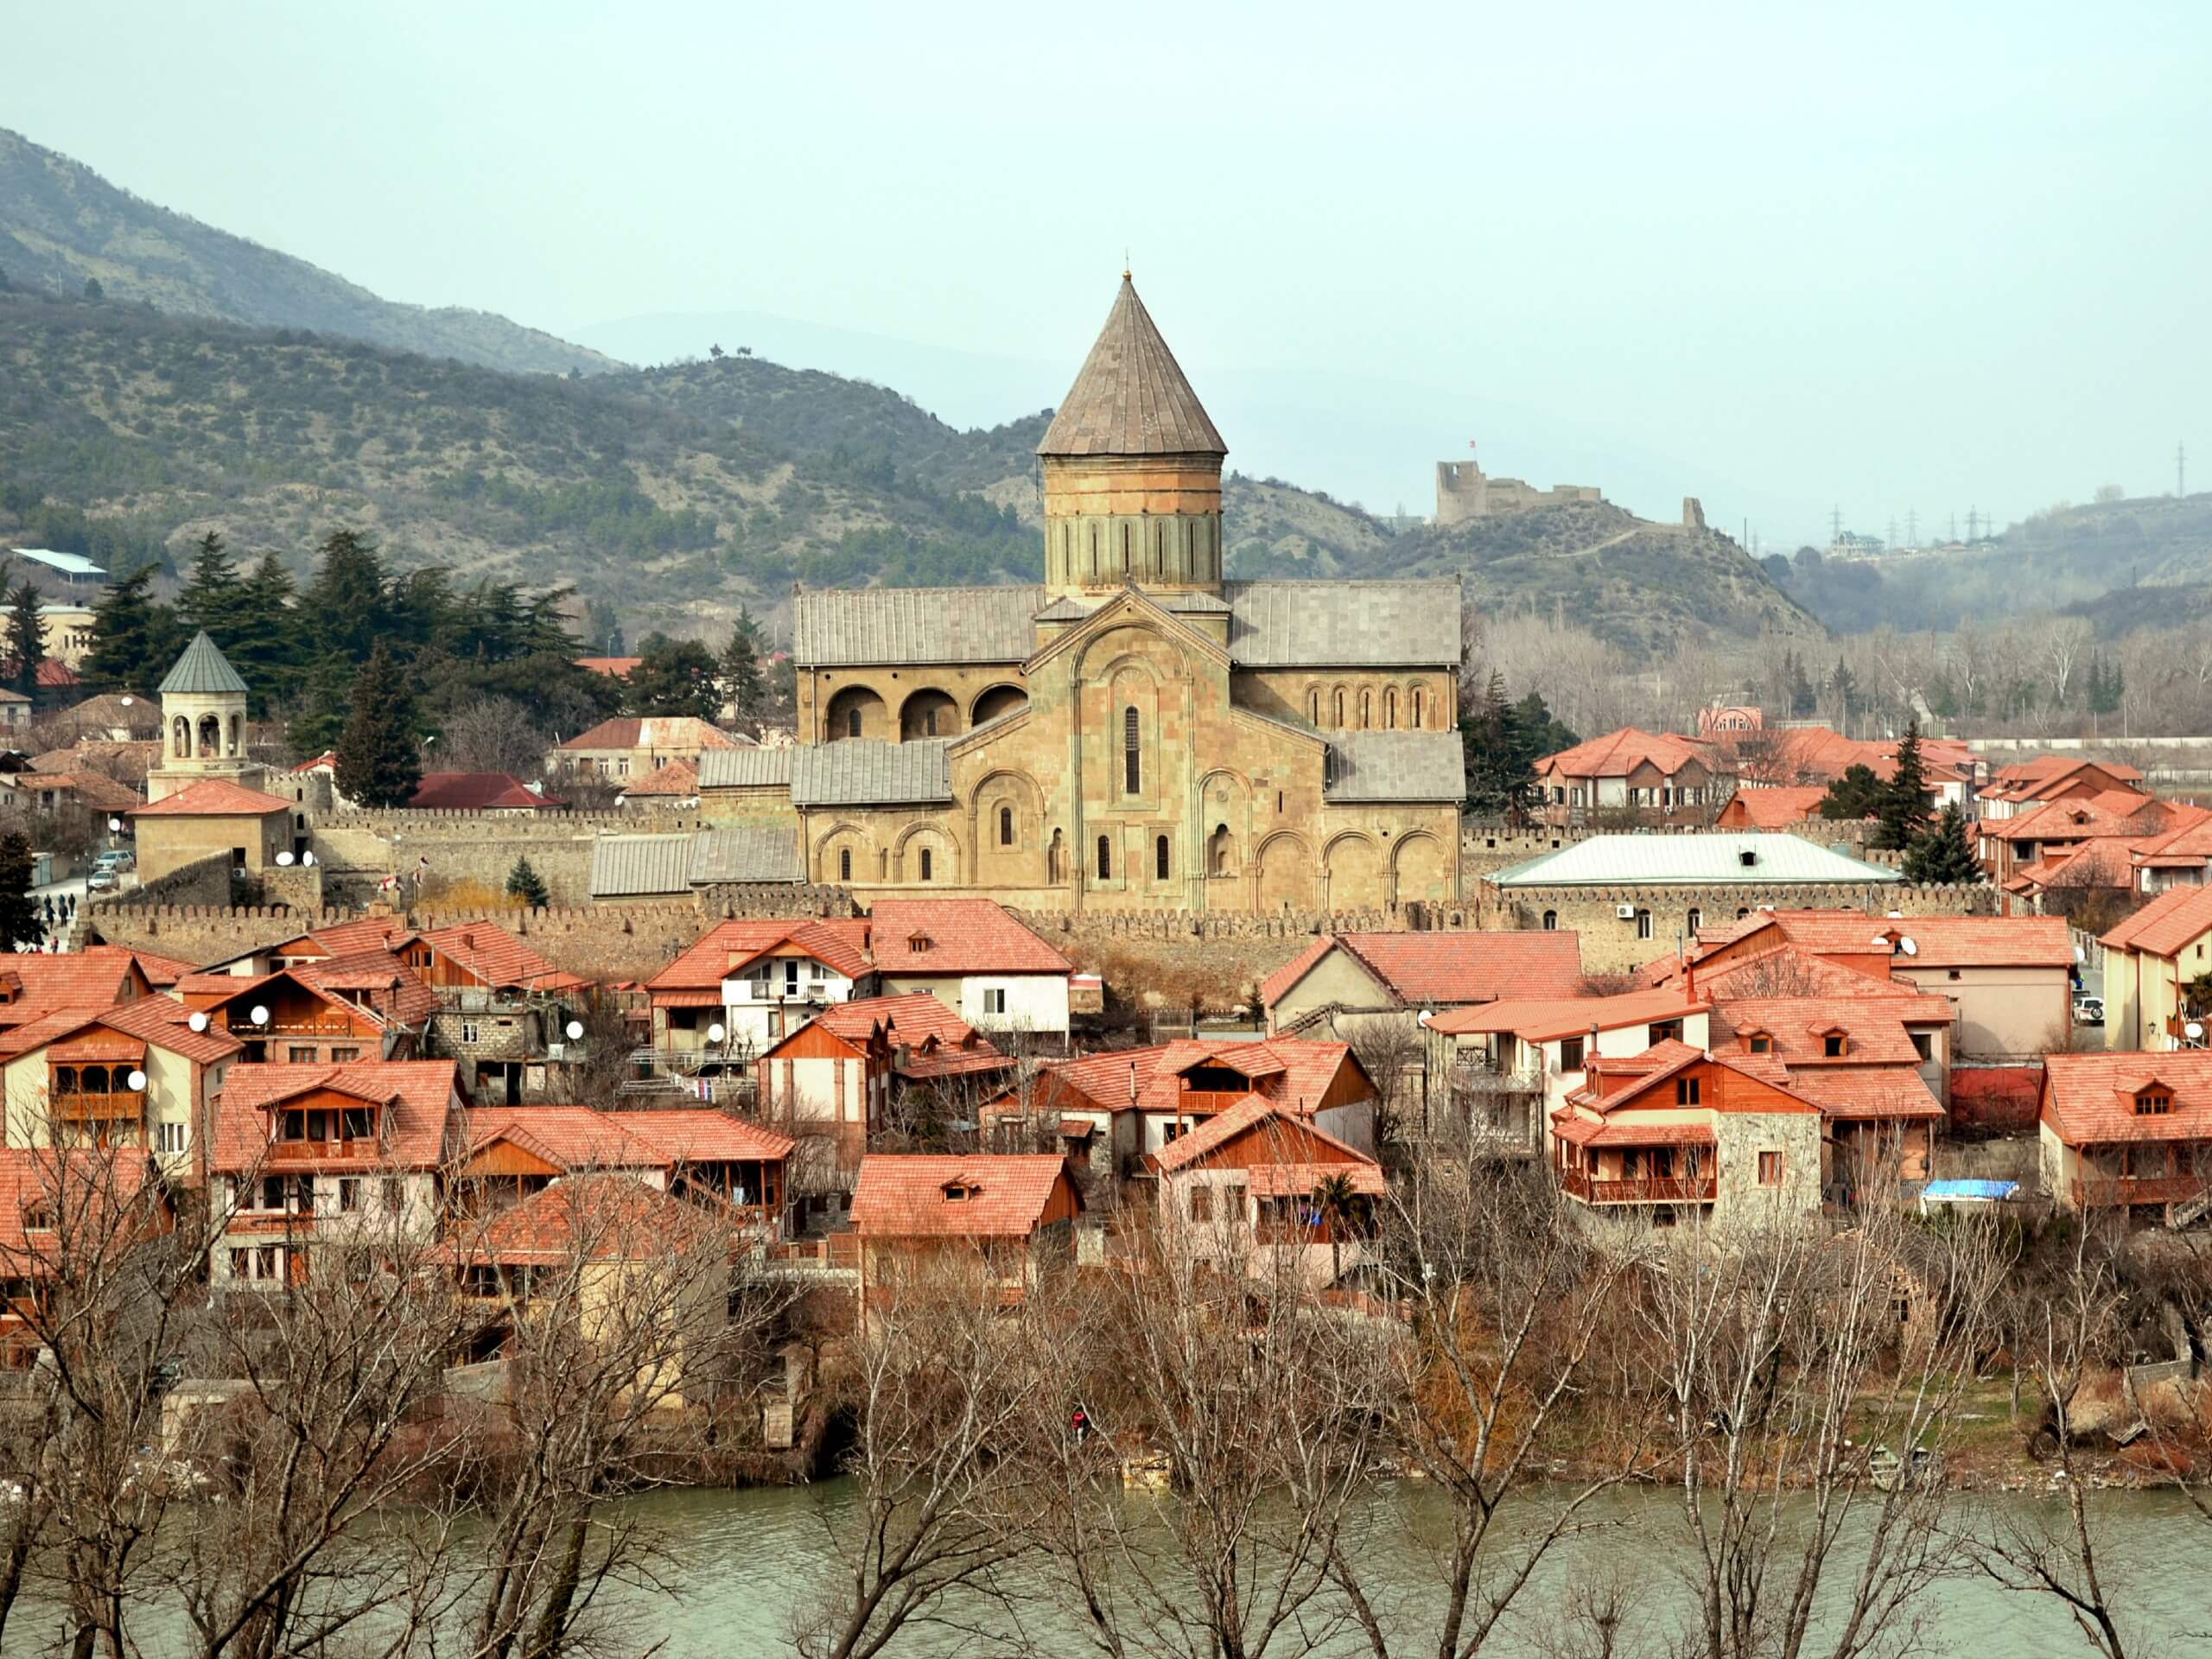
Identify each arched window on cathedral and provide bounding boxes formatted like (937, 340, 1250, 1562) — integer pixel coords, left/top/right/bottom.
(1384, 688, 1398, 729)
(1413, 688, 1425, 729)
(1209, 823, 1232, 877)
(918, 848, 932, 882)
(847, 706, 862, 739)
(1154, 522, 1165, 579)
(1155, 835, 1170, 881)
(1090, 525, 1099, 580)
(1332, 689, 1345, 728)
(1306, 688, 1320, 724)
(1124, 706, 1141, 795)
(840, 849, 852, 882)
(1122, 524, 1131, 578)
(999, 805, 1014, 846)
(1096, 836, 1112, 881)
(1360, 690, 1372, 729)
(228, 714, 242, 755)
(198, 714, 220, 757)
(172, 715, 189, 759)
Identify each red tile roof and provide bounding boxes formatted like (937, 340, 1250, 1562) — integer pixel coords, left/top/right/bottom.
(2129, 818, 2212, 870)
(212, 1061, 464, 1173)
(1426, 987, 1705, 1040)
(773, 994, 1010, 1080)
(575, 657, 644, 679)
(1689, 909, 2073, 970)
(620, 759, 700, 798)
(129, 778, 294, 817)
(556, 717, 739, 753)
(1990, 791, 2202, 845)
(614, 1108, 793, 1164)
(1716, 786, 1838, 829)
(868, 899, 1072, 976)
(1536, 727, 1715, 780)
(0, 1148, 161, 1268)
(1781, 1067, 1945, 1121)
(1575, 1039, 1817, 1116)
(648, 918, 874, 992)
(849, 1154, 1075, 1238)
(411, 921, 582, 993)
(0, 946, 151, 1024)
(408, 772, 563, 811)
(1708, 996, 1935, 1066)
(1008, 1037, 1370, 1121)
(1147, 1092, 1378, 1177)
(1260, 930, 1583, 1011)
(2041, 1052, 2212, 1146)
(25, 771, 143, 812)
(2101, 885, 2212, 960)
(443, 1173, 728, 1265)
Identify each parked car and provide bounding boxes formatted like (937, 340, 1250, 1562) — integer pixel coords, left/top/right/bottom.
(86, 868, 117, 893)
(93, 849, 135, 872)
(2074, 996, 2105, 1027)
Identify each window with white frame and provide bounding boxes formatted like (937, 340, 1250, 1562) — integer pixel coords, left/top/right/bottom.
(154, 1122, 187, 1154)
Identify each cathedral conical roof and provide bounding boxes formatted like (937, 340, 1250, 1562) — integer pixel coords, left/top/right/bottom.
(1036, 276, 1227, 459)
(158, 630, 248, 696)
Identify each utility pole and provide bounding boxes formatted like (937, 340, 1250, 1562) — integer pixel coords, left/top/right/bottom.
(1967, 506, 1980, 541)
(1949, 511, 1958, 542)
(1830, 505, 1843, 546)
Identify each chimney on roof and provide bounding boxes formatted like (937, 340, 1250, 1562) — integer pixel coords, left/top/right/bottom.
(1128, 1060, 1138, 1107)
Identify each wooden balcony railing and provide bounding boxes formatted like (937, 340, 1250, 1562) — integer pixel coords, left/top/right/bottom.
(266, 1138, 378, 1165)
(54, 1090, 144, 1122)
(2075, 1174, 2206, 1208)
(228, 1016, 368, 1038)
(1560, 1168, 1717, 1205)
(1172, 1090, 1252, 1117)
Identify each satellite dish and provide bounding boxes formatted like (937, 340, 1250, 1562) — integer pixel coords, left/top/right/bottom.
(276, 851, 295, 867)
(302, 851, 315, 867)
(1416, 1009, 1432, 1027)
(1898, 938, 1917, 957)
(118, 696, 133, 707)
(249, 1005, 270, 1027)
(125, 1069, 146, 1091)
(106, 817, 122, 833)
(708, 1022, 728, 1045)
(565, 1020, 584, 1041)
(1870, 936, 1892, 949)
(2190, 1022, 2206, 1042)
(188, 1011, 209, 1033)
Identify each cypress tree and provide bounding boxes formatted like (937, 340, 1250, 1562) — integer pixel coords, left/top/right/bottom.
(505, 856, 550, 909)
(720, 608, 767, 728)
(5, 582, 43, 699)
(178, 531, 246, 643)
(333, 643, 423, 808)
(81, 565, 181, 693)
(303, 530, 391, 662)
(1873, 720, 1929, 851)
(1903, 802, 1985, 885)
(230, 552, 304, 715)
(0, 832, 43, 952)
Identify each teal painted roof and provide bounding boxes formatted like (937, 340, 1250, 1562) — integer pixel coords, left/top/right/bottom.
(157, 631, 248, 696)
(1491, 833, 1903, 888)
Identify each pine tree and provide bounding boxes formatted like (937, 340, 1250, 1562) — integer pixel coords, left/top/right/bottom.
(0, 832, 43, 952)
(229, 552, 304, 715)
(333, 643, 423, 808)
(505, 855, 550, 909)
(1819, 763, 1885, 821)
(80, 565, 182, 693)
(178, 531, 246, 643)
(286, 653, 356, 756)
(1903, 802, 1985, 885)
(303, 530, 391, 663)
(625, 638, 721, 721)
(720, 608, 767, 729)
(5, 582, 43, 699)
(1872, 720, 1929, 851)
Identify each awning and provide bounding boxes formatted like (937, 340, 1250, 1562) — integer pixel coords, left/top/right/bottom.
(652, 989, 725, 1008)
(1058, 1117, 1097, 1140)
(1554, 1116, 1716, 1149)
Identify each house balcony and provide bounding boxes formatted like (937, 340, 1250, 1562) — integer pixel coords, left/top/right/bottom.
(266, 1137, 378, 1165)
(1452, 1062, 1543, 1098)
(1560, 1168, 1717, 1205)
(54, 1090, 144, 1122)
(2074, 1174, 2206, 1208)
(227, 1016, 370, 1039)
(1168, 1090, 1255, 1118)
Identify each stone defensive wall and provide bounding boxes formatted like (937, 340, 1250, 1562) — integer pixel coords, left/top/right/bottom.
(308, 809, 717, 908)
(1474, 881, 1999, 975)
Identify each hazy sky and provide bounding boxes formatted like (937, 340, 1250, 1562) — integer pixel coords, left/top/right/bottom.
(12, 2, 2209, 546)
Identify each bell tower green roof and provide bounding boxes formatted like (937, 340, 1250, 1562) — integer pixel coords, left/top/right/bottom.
(158, 631, 248, 696)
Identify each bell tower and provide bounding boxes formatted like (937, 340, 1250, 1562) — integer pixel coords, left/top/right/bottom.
(145, 631, 268, 803)
(1036, 275, 1228, 601)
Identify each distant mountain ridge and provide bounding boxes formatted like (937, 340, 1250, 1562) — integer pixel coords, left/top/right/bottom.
(0, 127, 615, 377)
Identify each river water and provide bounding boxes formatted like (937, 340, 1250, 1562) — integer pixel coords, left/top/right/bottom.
(607, 1480, 2212, 1656)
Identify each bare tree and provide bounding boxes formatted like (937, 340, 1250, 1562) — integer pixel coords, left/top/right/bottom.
(442, 695, 556, 780)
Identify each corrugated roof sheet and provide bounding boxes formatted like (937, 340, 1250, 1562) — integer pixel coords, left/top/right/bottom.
(1324, 731, 1465, 803)
(589, 834, 696, 899)
(790, 740, 951, 808)
(793, 587, 1045, 667)
(1492, 833, 1903, 888)
(1223, 579, 1461, 667)
(157, 631, 248, 696)
(698, 747, 794, 789)
(690, 824, 804, 886)
(1035, 277, 1226, 458)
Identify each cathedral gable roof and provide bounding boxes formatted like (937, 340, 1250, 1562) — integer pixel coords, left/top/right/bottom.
(1323, 731, 1466, 803)
(1224, 579, 1461, 668)
(1036, 276, 1227, 459)
(792, 586, 1044, 668)
(790, 741, 953, 808)
(1023, 583, 1229, 676)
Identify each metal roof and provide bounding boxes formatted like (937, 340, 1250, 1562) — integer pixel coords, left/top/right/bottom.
(697, 747, 795, 789)
(791, 740, 952, 808)
(1491, 834, 1904, 888)
(1224, 579, 1461, 667)
(588, 834, 696, 899)
(8, 547, 105, 578)
(1323, 731, 1465, 803)
(1036, 276, 1227, 458)
(157, 631, 248, 696)
(794, 586, 1045, 667)
(689, 824, 803, 886)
